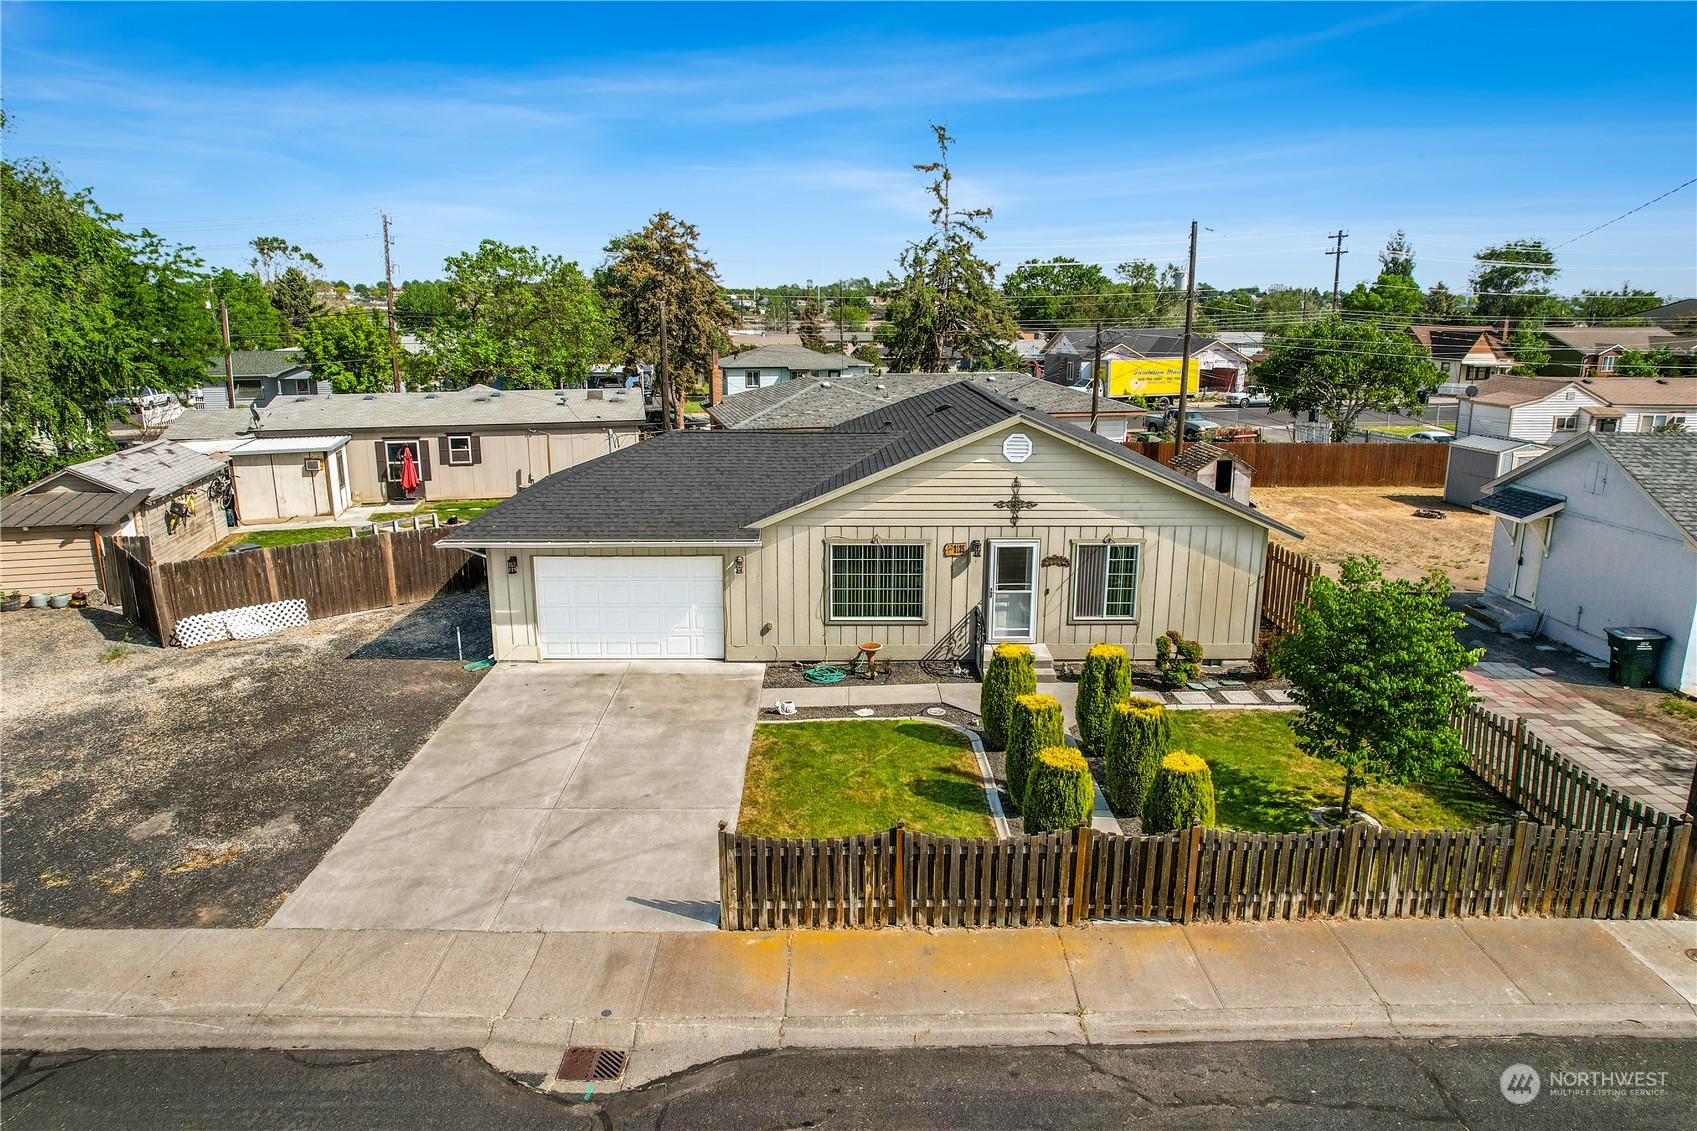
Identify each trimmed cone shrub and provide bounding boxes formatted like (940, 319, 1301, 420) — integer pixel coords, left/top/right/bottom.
(1103, 696, 1171, 816)
(1075, 643, 1132, 756)
(1005, 693, 1065, 810)
(1154, 629, 1204, 687)
(981, 643, 1037, 749)
(1022, 746, 1094, 833)
(1140, 750, 1216, 834)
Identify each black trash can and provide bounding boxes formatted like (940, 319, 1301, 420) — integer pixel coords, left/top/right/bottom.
(1605, 627, 1670, 688)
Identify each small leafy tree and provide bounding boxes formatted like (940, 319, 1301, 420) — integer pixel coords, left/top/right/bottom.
(1075, 644, 1132, 755)
(852, 343, 882, 368)
(1104, 696, 1171, 816)
(1509, 326, 1550, 376)
(1256, 316, 1443, 442)
(1154, 630, 1203, 687)
(1022, 747, 1093, 834)
(980, 644, 1036, 749)
(1268, 556, 1482, 821)
(1141, 751, 1216, 834)
(1005, 693, 1064, 810)
(296, 309, 398, 394)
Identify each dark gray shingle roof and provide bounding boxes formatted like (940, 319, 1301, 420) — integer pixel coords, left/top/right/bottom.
(49, 440, 227, 502)
(1475, 486, 1566, 521)
(203, 350, 306, 380)
(709, 371, 1136, 430)
(1592, 433, 1697, 540)
(720, 344, 871, 372)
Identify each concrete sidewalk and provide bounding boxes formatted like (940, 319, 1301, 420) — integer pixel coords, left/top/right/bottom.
(5, 915, 1692, 1093)
(773, 680, 1295, 729)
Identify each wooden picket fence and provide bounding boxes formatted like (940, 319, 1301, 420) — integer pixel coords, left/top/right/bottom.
(102, 527, 485, 647)
(1130, 441, 1449, 487)
(719, 819, 1690, 930)
(1260, 542, 1320, 632)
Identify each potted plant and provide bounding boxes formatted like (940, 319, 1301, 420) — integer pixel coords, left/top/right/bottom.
(1, 591, 21, 612)
(27, 593, 50, 609)
(47, 593, 71, 609)
(69, 589, 88, 608)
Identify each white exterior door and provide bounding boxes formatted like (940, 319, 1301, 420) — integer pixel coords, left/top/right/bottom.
(534, 556, 724, 659)
(1510, 519, 1548, 605)
(987, 541, 1038, 642)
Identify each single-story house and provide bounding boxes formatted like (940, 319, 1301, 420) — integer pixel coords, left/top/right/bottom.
(0, 441, 232, 592)
(1456, 377, 1696, 445)
(1042, 328, 1253, 394)
(1406, 325, 1517, 393)
(705, 371, 1146, 443)
(441, 381, 1302, 664)
(167, 384, 646, 504)
(198, 349, 331, 408)
(1474, 433, 1697, 693)
(717, 344, 873, 397)
(1167, 441, 1253, 506)
(1443, 434, 1548, 507)
(179, 435, 354, 523)
(1538, 327, 1696, 379)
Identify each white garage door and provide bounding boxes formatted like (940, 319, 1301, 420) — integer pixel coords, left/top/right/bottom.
(534, 556, 725, 660)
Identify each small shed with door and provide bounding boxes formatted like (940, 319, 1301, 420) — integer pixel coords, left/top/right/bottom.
(1444, 435, 1548, 506)
(221, 435, 354, 523)
(1167, 441, 1253, 506)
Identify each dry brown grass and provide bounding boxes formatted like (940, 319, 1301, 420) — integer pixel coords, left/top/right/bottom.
(1253, 487, 1494, 590)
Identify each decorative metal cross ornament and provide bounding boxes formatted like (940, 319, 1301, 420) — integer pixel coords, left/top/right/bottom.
(994, 477, 1039, 526)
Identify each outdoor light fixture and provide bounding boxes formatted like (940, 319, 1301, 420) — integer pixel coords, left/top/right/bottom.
(969, 540, 982, 557)
(733, 556, 745, 574)
(506, 555, 518, 575)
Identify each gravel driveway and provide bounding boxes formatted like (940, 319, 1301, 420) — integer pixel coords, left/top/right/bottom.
(0, 591, 491, 929)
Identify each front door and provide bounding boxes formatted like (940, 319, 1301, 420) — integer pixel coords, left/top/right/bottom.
(987, 540, 1038, 642)
(1511, 518, 1548, 605)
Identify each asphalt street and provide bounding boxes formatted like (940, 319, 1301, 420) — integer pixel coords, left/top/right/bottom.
(1198, 399, 1459, 441)
(5, 1036, 1691, 1130)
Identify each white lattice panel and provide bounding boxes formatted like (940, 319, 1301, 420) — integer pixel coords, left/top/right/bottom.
(175, 599, 309, 648)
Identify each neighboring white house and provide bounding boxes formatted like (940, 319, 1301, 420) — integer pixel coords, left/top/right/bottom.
(1406, 326, 1517, 395)
(718, 344, 872, 397)
(1456, 377, 1696, 445)
(443, 381, 1301, 665)
(1473, 433, 1697, 694)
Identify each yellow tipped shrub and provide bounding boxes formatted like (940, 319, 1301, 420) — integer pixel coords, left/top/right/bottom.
(1005, 693, 1065, 810)
(1022, 746, 1094, 834)
(1103, 696, 1172, 816)
(980, 643, 1037, 749)
(1140, 750, 1216, 834)
(1075, 643, 1132, 756)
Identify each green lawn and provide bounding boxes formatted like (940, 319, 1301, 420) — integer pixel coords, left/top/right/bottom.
(1167, 711, 1511, 833)
(740, 721, 995, 838)
(235, 526, 349, 549)
(1362, 424, 1453, 437)
(369, 498, 503, 522)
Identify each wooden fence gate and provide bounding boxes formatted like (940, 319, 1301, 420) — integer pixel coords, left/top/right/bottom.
(1260, 542, 1320, 633)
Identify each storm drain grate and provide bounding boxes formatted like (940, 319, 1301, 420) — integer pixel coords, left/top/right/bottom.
(557, 1047, 628, 1082)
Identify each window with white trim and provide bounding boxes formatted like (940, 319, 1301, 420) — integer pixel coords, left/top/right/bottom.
(745, 370, 762, 388)
(1640, 414, 1686, 432)
(1073, 543, 1140, 620)
(446, 435, 473, 465)
(1599, 354, 1618, 372)
(828, 543, 925, 621)
(1553, 415, 1579, 432)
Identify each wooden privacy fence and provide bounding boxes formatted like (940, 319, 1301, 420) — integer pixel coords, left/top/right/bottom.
(719, 820, 1690, 930)
(101, 527, 485, 647)
(1457, 702, 1678, 833)
(1130, 441, 1448, 488)
(1260, 542, 1320, 632)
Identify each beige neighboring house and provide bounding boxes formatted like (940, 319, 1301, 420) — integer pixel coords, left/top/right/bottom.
(1456, 377, 1696, 445)
(1539, 326, 1697, 379)
(1406, 325, 1517, 394)
(441, 382, 1301, 664)
(168, 384, 647, 506)
(0, 441, 231, 593)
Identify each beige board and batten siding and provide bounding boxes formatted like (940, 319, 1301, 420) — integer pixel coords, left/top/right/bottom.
(0, 528, 111, 592)
(134, 491, 230, 562)
(484, 420, 1269, 663)
(340, 429, 634, 504)
(232, 453, 338, 522)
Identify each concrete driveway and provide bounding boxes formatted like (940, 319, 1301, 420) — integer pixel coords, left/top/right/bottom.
(269, 661, 764, 932)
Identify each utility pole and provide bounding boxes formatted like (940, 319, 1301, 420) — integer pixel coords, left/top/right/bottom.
(1089, 320, 1103, 433)
(658, 297, 672, 431)
(382, 213, 402, 392)
(1326, 229, 1349, 311)
(1176, 220, 1199, 458)
(837, 283, 845, 355)
(218, 300, 236, 407)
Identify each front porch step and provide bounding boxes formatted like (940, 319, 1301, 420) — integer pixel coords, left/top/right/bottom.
(1466, 594, 1541, 635)
(983, 642, 1056, 679)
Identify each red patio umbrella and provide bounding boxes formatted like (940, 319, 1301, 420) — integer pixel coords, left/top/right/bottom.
(399, 447, 421, 496)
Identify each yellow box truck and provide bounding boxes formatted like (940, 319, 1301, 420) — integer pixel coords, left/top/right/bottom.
(1101, 357, 1201, 401)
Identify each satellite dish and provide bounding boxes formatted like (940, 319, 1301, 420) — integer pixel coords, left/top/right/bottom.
(1465, 385, 1479, 398)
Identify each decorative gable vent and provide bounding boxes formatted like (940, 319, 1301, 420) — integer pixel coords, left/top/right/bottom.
(1002, 433, 1033, 463)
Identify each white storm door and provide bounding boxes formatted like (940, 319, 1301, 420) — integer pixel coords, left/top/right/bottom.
(987, 541, 1039, 642)
(1510, 519, 1547, 605)
(534, 556, 724, 659)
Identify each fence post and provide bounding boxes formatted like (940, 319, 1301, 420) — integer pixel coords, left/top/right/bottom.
(1511, 717, 1528, 811)
(378, 532, 399, 608)
(259, 546, 281, 602)
(1503, 820, 1531, 917)
(1340, 821, 1364, 917)
(147, 560, 177, 647)
(1180, 822, 1203, 924)
(893, 819, 908, 927)
(717, 820, 734, 931)
(1070, 824, 1092, 924)
(1661, 821, 1694, 919)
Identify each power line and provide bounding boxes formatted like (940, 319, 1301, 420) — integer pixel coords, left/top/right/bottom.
(1554, 178, 1697, 248)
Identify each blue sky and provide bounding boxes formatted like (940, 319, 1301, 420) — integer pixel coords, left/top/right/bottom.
(5, 2, 1694, 297)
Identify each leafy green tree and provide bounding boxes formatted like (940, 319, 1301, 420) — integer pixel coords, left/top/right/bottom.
(1471, 240, 1565, 320)
(392, 278, 457, 332)
(209, 267, 286, 349)
(1422, 281, 1466, 321)
(1379, 229, 1415, 277)
(1616, 346, 1677, 378)
(1112, 259, 1189, 326)
(882, 125, 1019, 371)
(1002, 257, 1123, 327)
(797, 310, 832, 352)
(1572, 285, 1663, 322)
(425, 241, 613, 389)
(295, 310, 397, 394)
(600, 212, 739, 412)
(1255, 316, 1442, 441)
(269, 265, 321, 333)
(1268, 557, 1482, 821)
(1509, 326, 1551, 375)
(852, 343, 882, 368)
(248, 236, 322, 285)
(1340, 272, 1424, 317)
(1, 157, 217, 491)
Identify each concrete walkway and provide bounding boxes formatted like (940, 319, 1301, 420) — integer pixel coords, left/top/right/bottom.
(270, 662, 765, 933)
(1467, 662, 1695, 816)
(774, 679, 1293, 730)
(4, 915, 1692, 1093)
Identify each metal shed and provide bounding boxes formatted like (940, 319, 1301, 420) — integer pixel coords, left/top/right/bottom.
(1444, 435, 1548, 506)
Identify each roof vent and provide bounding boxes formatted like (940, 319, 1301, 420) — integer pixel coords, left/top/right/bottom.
(820, 381, 832, 388)
(490, 391, 502, 397)
(363, 395, 376, 401)
(1656, 378, 1668, 384)
(425, 392, 437, 399)
(986, 375, 997, 382)
(295, 397, 307, 403)
(875, 383, 886, 390)
(931, 402, 953, 414)
(1581, 378, 1592, 383)
(474, 396, 490, 402)
(587, 388, 604, 400)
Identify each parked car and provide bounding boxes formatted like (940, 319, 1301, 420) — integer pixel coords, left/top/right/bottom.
(1223, 388, 1272, 408)
(1144, 407, 1221, 441)
(1406, 430, 1454, 443)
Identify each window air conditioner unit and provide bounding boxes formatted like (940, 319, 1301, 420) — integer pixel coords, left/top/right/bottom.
(304, 458, 323, 472)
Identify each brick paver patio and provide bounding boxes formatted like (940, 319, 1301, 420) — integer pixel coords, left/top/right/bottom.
(1466, 662, 1695, 817)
